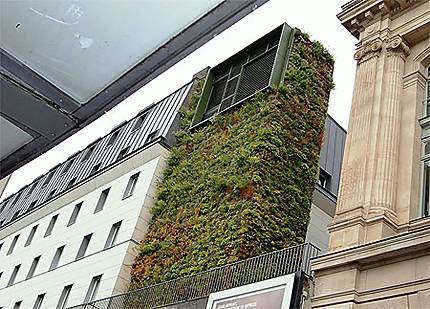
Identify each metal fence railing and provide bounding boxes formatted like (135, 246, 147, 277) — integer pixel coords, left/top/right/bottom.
(67, 243, 320, 309)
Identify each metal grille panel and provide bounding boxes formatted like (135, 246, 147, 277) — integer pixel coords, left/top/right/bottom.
(235, 48, 276, 103)
(67, 243, 320, 309)
(207, 77, 227, 111)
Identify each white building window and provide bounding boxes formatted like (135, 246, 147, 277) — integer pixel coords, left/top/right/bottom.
(94, 188, 110, 213)
(76, 234, 92, 259)
(44, 214, 58, 237)
(56, 285, 72, 309)
(7, 234, 19, 255)
(25, 225, 38, 247)
(123, 172, 140, 199)
(33, 294, 45, 309)
(7, 264, 20, 286)
(26, 255, 41, 279)
(67, 202, 82, 226)
(50, 246, 65, 270)
(104, 221, 122, 249)
(84, 275, 102, 303)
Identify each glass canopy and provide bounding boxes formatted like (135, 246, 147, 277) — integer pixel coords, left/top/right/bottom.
(0, 0, 223, 103)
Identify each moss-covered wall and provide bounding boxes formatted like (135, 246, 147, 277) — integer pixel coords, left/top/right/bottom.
(129, 30, 334, 290)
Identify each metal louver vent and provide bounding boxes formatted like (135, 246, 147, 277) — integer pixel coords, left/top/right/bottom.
(235, 49, 277, 103)
(191, 23, 295, 128)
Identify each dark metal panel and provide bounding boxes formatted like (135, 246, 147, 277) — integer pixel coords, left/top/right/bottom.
(0, 50, 79, 113)
(0, 77, 76, 139)
(317, 116, 347, 198)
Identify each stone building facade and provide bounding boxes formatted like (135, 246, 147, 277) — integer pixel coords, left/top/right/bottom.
(312, 0, 430, 308)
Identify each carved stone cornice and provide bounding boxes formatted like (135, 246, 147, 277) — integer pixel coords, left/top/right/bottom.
(386, 35, 411, 58)
(354, 38, 383, 63)
(338, 0, 425, 39)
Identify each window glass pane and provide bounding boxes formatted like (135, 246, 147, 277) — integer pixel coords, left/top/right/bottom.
(56, 285, 73, 309)
(45, 214, 58, 237)
(123, 173, 139, 198)
(33, 294, 45, 309)
(42, 171, 55, 187)
(27, 255, 41, 279)
(94, 188, 110, 213)
(26, 183, 38, 198)
(104, 221, 122, 249)
(76, 234, 92, 259)
(25, 225, 38, 246)
(62, 158, 75, 174)
(68, 203, 82, 226)
(90, 163, 102, 175)
(66, 177, 77, 189)
(7, 234, 19, 255)
(84, 275, 102, 303)
(50, 246, 65, 270)
(207, 77, 227, 111)
(7, 264, 20, 286)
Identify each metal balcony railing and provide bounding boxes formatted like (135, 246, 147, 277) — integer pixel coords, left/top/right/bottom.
(67, 243, 320, 309)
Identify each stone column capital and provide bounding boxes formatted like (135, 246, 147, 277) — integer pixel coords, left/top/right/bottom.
(386, 36, 411, 58)
(354, 38, 383, 63)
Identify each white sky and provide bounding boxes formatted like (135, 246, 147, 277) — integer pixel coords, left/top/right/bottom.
(2, 0, 358, 200)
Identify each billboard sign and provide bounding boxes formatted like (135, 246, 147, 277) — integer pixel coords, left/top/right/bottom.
(207, 274, 296, 309)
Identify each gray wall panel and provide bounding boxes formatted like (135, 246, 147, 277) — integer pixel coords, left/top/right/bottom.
(317, 116, 346, 198)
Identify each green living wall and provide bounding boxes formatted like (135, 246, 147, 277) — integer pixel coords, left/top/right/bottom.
(130, 30, 334, 290)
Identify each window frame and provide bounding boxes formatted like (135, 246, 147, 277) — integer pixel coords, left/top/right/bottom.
(104, 221, 122, 249)
(190, 23, 295, 128)
(67, 202, 82, 226)
(44, 214, 59, 237)
(7, 264, 21, 286)
(26, 255, 41, 279)
(123, 172, 140, 199)
(94, 188, 110, 213)
(76, 233, 92, 260)
(84, 275, 102, 303)
(25, 225, 38, 247)
(49, 245, 65, 270)
(56, 284, 73, 309)
(7, 234, 19, 255)
(33, 293, 45, 309)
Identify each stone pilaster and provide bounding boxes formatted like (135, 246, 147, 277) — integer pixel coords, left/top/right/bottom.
(328, 36, 412, 250)
(337, 38, 382, 215)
